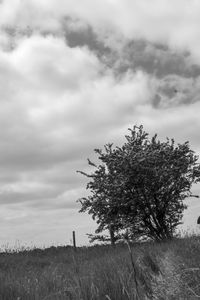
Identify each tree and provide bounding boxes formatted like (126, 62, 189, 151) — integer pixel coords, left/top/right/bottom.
(78, 125, 200, 243)
(77, 145, 125, 244)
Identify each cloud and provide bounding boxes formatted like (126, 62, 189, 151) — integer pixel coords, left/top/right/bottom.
(150, 75, 200, 108)
(0, 1, 199, 246)
(112, 40, 200, 78)
(0, 33, 153, 212)
(1, 0, 200, 62)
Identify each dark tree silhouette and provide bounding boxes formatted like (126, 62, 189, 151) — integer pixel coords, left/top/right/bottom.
(78, 125, 200, 243)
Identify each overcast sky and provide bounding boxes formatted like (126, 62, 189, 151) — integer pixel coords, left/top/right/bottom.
(0, 0, 200, 248)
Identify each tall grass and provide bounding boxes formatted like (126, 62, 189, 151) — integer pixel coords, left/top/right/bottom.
(0, 236, 200, 299)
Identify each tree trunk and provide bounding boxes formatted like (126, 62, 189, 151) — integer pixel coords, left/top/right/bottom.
(109, 224, 115, 246)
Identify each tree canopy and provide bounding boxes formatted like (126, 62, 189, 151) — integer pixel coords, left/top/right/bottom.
(78, 125, 200, 243)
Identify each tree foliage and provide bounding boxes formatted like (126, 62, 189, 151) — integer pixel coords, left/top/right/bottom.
(78, 125, 200, 243)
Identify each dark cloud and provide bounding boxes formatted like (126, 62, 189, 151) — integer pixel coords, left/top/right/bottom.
(116, 40, 200, 78)
(152, 75, 200, 108)
(63, 19, 110, 57)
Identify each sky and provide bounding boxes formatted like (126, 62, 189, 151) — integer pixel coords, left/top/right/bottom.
(0, 0, 200, 248)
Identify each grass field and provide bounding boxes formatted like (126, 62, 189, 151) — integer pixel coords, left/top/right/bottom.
(0, 235, 200, 299)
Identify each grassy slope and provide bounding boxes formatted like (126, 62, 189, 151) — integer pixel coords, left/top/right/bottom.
(0, 236, 200, 300)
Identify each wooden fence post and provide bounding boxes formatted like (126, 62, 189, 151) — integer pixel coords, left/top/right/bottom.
(73, 231, 76, 250)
